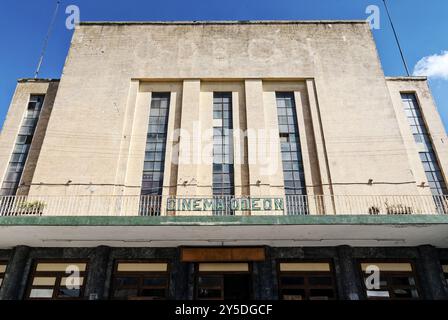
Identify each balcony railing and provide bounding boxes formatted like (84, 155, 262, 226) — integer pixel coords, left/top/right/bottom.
(0, 194, 447, 217)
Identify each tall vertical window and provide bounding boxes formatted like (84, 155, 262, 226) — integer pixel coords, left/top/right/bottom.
(276, 92, 307, 214)
(1, 95, 45, 196)
(212, 93, 234, 215)
(140, 93, 170, 216)
(401, 93, 447, 196)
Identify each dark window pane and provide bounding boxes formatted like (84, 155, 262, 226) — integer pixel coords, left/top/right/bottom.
(308, 276, 333, 286)
(390, 277, 415, 286)
(280, 276, 305, 286)
(58, 288, 81, 298)
(393, 288, 419, 299)
(140, 288, 166, 298)
(309, 289, 334, 300)
(113, 288, 138, 299)
(142, 277, 167, 287)
(115, 277, 139, 286)
(198, 276, 222, 287)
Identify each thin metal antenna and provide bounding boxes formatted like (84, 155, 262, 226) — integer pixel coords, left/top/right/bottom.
(382, 0, 411, 76)
(34, 0, 61, 79)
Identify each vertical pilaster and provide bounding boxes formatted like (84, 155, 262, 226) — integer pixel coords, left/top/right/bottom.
(336, 245, 363, 300)
(245, 79, 283, 200)
(417, 245, 448, 299)
(0, 246, 30, 300)
(169, 248, 189, 300)
(305, 80, 335, 214)
(252, 247, 276, 300)
(84, 246, 111, 300)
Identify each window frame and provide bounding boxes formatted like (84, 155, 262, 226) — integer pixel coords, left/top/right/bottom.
(110, 260, 170, 300)
(358, 259, 421, 300)
(441, 261, 448, 285)
(0, 260, 7, 288)
(141, 92, 171, 197)
(275, 92, 306, 197)
(277, 259, 338, 300)
(25, 259, 88, 300)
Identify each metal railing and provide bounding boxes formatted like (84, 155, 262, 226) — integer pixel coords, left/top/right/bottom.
(0, 194, 447, 217)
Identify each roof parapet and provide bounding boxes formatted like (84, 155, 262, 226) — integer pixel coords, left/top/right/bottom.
(18, 78, 60, 83)
(386, 76, 428, 81)
(79, 20, 369, 26)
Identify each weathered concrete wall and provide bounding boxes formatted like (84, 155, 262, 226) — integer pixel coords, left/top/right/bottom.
(26, 21, 422, 198)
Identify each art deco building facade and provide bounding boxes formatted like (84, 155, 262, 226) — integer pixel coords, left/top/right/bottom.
(0, 21, 447, 300)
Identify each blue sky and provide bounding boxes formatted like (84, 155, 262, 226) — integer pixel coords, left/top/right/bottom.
(0, 0, 447, 130)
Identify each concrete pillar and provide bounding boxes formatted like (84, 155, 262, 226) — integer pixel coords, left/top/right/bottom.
(84, 246, 111, 300)
(417, 245, 448, 300)
(336, 245, 363, 300)
(0, 246, 30, 300)
(169, 248, 189, 300)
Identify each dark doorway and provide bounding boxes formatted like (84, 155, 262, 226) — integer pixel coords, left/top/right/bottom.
(223, 274, 251, 300)
(195, 271, 252, 300)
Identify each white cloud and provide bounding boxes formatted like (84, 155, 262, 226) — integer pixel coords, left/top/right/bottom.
(413, 51, 448, 80)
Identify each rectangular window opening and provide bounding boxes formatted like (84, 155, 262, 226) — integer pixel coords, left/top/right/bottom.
(212, 92, 234, 216)
(276, 92, 307, 215)
(140, 93, 170, 216)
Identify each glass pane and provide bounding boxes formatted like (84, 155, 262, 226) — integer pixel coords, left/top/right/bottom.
(309, 289, 334, 300)
(280, 276, 305, 286)
(58, 288, 81, 298)
(198, 276, 222, 287)
(390, 276, 415, 286)
(113, 288, 138, 299)
(308, 276, 333, 286)
(142, 277, 167, 287)
(140, 288, 166, 298)
(115, 277, 139, 286)
(367, 290, 390, 298)
(198, 288, 222, 299)
(281, 289, 306, 300)
(29, 288, 53, 298)
(393, 288, 419, 299)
